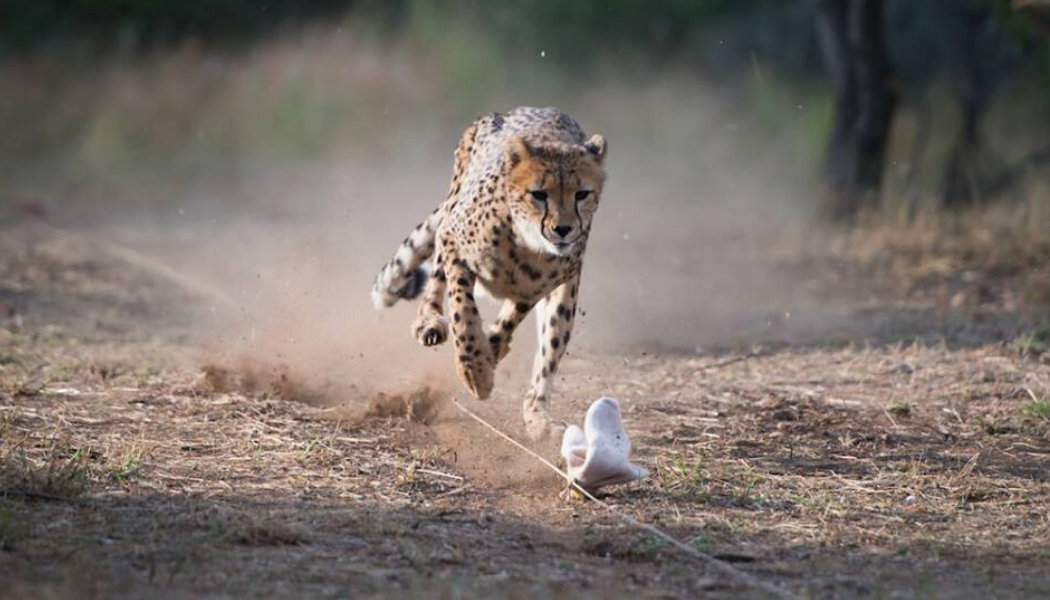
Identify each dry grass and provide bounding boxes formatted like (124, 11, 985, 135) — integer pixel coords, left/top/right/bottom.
(785, 198, 1050, 312)
(609, 345, 1050, 553)
(0, 420, 91, 501)
(3, 221, 1050, 599)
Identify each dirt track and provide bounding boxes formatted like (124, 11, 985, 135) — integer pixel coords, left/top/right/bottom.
(2, 223, 1050, 599)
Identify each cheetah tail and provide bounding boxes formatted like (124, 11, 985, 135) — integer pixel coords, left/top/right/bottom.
(370, 209, 441, 310)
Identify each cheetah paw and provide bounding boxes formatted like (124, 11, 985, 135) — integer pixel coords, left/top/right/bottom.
(523, 403, 566, 441)
(457, 359, 494, 400)
(412, 315, 448, 347)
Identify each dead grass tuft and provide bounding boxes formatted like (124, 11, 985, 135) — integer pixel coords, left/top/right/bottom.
(0, 419, 91, 500)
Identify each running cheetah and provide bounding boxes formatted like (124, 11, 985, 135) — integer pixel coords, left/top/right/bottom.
(370, 107, 607, 439)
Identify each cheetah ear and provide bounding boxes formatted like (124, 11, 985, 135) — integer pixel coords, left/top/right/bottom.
(505, 136, 532, 168)
(584, 134, 607, 162)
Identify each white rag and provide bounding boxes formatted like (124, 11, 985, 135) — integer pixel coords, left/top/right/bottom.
(560, 397, 649, 490)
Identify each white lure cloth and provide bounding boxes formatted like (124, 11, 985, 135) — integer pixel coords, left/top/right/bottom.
(560, 397, 649, 491)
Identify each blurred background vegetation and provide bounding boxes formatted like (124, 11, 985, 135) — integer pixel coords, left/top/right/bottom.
(0, 0, 1048, 224)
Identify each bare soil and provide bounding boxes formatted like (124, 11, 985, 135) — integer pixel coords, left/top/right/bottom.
(2, 222, 1049, 599)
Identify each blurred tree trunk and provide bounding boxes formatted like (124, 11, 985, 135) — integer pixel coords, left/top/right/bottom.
(947, 0, 1050, 204)
(981, 0, 1050, 199)
(1014, 1, 1050, 55)
(942, 6, 995, 207)
(814, 0, 896, 221)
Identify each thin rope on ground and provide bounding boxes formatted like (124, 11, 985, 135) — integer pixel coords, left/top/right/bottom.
(451, 398, 798, 600)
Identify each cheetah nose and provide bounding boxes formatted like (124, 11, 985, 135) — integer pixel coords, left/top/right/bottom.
(553, 225, 573, 238)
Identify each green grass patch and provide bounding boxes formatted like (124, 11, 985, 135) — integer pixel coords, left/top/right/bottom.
(1023, 395, 1050, 421)
(1011, 328, 1050, 358)
(109, 452, 142, 482)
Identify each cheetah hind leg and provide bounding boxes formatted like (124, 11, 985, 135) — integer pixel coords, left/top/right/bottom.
(523, 391, 567, 441)
(522, 284, 577, 441)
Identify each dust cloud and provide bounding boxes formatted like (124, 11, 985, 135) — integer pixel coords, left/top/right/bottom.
(134, 101, 819, 412)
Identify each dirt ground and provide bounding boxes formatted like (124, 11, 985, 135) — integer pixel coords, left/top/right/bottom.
(2, 220, 1049, 600)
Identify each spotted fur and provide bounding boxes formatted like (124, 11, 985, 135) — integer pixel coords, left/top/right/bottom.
(370, 107, 607, 438)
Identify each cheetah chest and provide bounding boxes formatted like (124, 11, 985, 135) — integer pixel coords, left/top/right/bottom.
(471, 240, 580, 302)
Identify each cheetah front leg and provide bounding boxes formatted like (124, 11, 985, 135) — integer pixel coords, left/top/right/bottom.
(445, 256, 495, 400)
(523, 277, 578, 440)
(412, 252, 449, 347)
(487, 299, 535, 365)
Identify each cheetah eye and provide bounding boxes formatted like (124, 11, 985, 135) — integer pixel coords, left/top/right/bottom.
(530, 190, 548, 202)
(575, 190, 591, 201)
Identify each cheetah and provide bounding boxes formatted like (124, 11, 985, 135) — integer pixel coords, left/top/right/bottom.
(370, 107, 607, 439)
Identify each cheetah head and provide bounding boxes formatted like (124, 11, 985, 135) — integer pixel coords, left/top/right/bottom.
(504, 134, 607, 257)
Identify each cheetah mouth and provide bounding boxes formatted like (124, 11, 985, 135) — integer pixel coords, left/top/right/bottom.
(551, 240, 576, 253)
